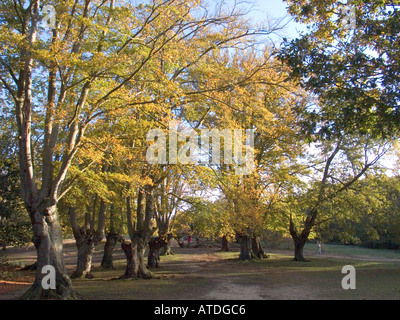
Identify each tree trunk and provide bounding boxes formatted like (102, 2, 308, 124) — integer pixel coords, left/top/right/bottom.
(70, 230, 95, 279)
(293, 237, 307, 262)
(120, 240, 138, 279)
(221, 235, 230, 252)
(135, 185, 156, 278)
(147, 237, 162, 269)
(69, 207, 95, 279)
(120, 238, 152, 279)
(251, 236, 268, 259)
(159, 233, 173, 256)
(289, 214, 311, 262)
(237, 233, 255, 260)
(101, 233, 119, 269)
(137, 239, 152, 278)
(21, 209, 77, 300)
(93, 199, 107, 244)
(122, 185, 156, 279)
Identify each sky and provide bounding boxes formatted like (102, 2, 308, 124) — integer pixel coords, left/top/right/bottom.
(247, 0, 308, 39)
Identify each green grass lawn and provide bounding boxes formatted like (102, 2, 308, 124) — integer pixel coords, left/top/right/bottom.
(303, 243, 400, 259)
(1, 243, 399, 300)
(71, 246, 400, 300)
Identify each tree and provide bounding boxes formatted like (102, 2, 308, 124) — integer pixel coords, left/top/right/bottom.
(57, 150, 115, 278)
(100, 205, 121, 269)
(177, 197, 236, 249)
(276, 0, 397, 261)
(280, 0, 400, 139)
(154, 168, 188, 256)
(122, 173, 160, 279)
(190, 47, 306, 260)
(287, 134, 390, 261)
(0, 0, 265, 298)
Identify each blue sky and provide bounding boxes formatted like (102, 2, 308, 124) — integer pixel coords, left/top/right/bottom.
(247, 0, 308, 39)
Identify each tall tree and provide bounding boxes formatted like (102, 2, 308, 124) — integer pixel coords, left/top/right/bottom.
(287, 134, 390, 261)
(154, 168, 187, 256)
(280, 0, 400, 139)
(192, 48, 306, 260)
(0, 0, 265, 299)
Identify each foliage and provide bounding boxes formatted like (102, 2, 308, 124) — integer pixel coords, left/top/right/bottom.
(0, 102, 31, 247)
(280, 0, 400, 139)
(184, 47, 307, 239)
(176, 197, 236, 241)
(0, 213, 32, 248)
(318, 175, 400, 249)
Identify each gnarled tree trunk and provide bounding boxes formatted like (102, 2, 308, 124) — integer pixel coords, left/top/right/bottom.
(21, 208, 77, 300)
(147, 237, 163, 269)
(120, 239, 138, 279)
(236, 233, 268, 260)
(69, 198, 107, 279)
(237, 232, 255, 260)
(251, 236, 268, 259)
(101, 233, 120, 269)
(289, 214, 314, 262)
(69, 208, 94, 279)
(122, 185, 156, 279)
(159, 233, 173, 256)
(293, 237, 307, 262)
(70, 230, 95, 279)
(120, 236, 153, 279)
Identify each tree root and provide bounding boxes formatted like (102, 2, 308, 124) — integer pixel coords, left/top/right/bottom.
(20, 283, 79, 300)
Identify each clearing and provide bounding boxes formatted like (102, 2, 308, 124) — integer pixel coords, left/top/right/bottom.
(1, 241, 399, 300)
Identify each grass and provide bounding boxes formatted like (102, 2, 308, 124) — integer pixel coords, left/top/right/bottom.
(1, 243, 399, 300)
(73, 243, 400, 300)
(304, 243, 400, 259)
(210, 250, 400, 300)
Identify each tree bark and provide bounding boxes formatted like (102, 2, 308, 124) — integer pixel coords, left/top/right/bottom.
(221, 235, 230, 252)
(101, 233, 120, 269)
(159, 233, 173, 256)
(70, 230, 95, 279)
(68, 198, 107, 279)
(69, 207, 95, 279)
(21, 208, 77, 300)
(93, 199, 107, 244)
(120, 237, 152, 279)
(293, 237, 307, 262)
(251, 236, 268, 259)
(236, 233, 255, 260)
(120, 240, 138, 279)
(147, 237, 163, 269)
(121, 185, 156, 279)
(137, 238, 152, 279)
(289, 214, 312, 262)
